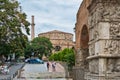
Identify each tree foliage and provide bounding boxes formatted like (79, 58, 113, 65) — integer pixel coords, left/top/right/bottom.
(0, 0, 30, 58)
(24, 42, 32, 58)
(24, 37, 53, 59)
(49, 48, 75, 70)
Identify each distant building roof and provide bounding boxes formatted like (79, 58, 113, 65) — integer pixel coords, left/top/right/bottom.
(38, 30, 73, 36)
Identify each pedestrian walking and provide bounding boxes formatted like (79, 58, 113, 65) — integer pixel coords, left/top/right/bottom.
(47, 61, 50, 70)
(52, 62, 56, 71)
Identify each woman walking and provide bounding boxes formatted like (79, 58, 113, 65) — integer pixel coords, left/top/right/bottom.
(52, 62, 56, 71)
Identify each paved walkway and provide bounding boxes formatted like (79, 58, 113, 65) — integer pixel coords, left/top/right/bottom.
(48, 62, 65, 72)
(16, 62, 67, 79)
(14, 62, 72, 80)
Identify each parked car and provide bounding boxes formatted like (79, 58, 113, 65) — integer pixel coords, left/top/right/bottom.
(25, 58, 30, 63)
(26, 58, 44, 64)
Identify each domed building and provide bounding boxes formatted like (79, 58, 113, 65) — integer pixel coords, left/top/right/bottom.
(38, 30, 74, 52)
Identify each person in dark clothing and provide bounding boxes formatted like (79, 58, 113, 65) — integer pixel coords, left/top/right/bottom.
(52, 62, 56, 71)
(47, 61, 50, 70)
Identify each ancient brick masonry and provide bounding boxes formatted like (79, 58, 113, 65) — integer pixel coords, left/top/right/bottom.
(74, 0, 120, 80)
(38, 30, 74, 52)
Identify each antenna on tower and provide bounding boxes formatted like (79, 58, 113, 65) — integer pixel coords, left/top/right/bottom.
(31, 15, 35, 40)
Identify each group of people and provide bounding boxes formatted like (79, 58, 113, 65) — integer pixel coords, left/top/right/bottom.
(47, 61, 56, 71)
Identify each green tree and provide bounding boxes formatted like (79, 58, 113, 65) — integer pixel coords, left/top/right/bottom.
(64, 48, 75, 70)
(25, 37, 53, 59)
(49, 48, 75, 70)
(24, 42, 33, 59)
(0, 0, 30, 60)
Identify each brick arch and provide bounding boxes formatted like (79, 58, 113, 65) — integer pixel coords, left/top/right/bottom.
(80, 25, 89, 70)
(80, 25, 89, 49)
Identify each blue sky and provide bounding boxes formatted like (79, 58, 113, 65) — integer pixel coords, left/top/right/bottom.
(18, 0, 82, 40)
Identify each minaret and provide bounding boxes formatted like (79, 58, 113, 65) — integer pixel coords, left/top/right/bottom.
(31, 15, 35, 40)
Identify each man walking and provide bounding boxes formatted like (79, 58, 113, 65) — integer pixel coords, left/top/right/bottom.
(47, 61, 50, 70)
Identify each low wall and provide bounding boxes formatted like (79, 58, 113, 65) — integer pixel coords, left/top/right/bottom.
(72, 67, 85, 80)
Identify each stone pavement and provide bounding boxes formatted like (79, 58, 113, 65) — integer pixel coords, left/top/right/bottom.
(14, 62, 72, 80)
(48, 62, 65, 72)
(0, 62, 25, 80)
(19, 62, 66, 79)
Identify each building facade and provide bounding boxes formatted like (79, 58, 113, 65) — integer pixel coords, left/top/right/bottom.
(74, 0, 120, 80)
(38, 30, 74, 52)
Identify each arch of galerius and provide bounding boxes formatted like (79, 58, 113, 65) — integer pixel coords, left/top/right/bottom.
(73, 0, 120, 80)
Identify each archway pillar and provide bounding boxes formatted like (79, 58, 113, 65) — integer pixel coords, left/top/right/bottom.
(87, 0, 120, 80)
(99, 58, 107, 80)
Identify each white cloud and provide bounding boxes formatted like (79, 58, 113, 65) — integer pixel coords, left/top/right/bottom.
(18, 0, 82, 40)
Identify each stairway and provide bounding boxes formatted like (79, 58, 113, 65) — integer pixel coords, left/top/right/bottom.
(20, 71, 65, 79)
(13, 63, 73, 80)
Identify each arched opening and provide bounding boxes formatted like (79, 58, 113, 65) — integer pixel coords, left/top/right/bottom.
(55, 45, 61, 51)
(81, 25, 89, 48)
(80, 25, 89, 70)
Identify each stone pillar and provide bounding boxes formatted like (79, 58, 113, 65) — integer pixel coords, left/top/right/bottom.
(99, 58, 107, 80)
(31, 15, 35, 40)
(88, 0, 120, 80)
